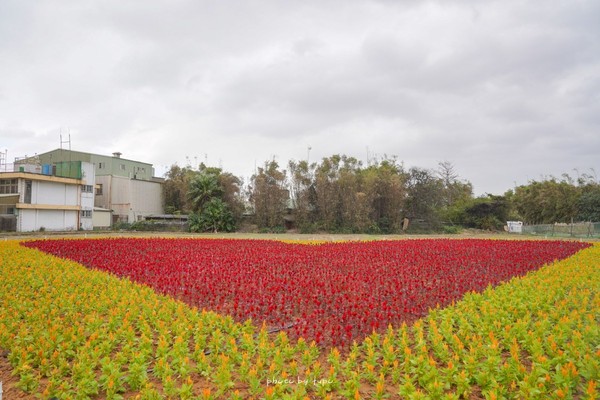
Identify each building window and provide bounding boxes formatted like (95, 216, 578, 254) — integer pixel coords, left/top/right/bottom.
(0, 178, 18, 194)
(98, 162, 104, 169)
(120, 164, 126, 170)
(96, 184, 103, 195)
(0, 205, 15, 214)
(24, 180, 32, 204)
(81, 185, 94, 193)
(81, 210, 92, 218)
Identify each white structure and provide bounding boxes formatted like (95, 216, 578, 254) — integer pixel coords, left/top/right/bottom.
(95, 174, 163, 223)
(92, 207, 112, 229)
(33, 149, 164, 224)
(79, 162, 95, 230)
(0, 162, 95, 232)
(506, 221, 523, 233)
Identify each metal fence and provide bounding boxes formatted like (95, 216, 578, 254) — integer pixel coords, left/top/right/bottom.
(521, 222, 600, 238)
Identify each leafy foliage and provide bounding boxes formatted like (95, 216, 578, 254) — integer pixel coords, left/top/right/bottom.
(188, 172, 223, 212)
(248, 160, 289, 229)
(404, 167, 445, 229)
(165, 157, 600, 232)
(511, 174, 600, 224)
(447, 194, 511, 230)
(189, 198, 235, 233)
(163, 163, 244, 231)
(288, 155, 409, 233)
(162, 164, 198, 214)
(578, 185, 600, 221)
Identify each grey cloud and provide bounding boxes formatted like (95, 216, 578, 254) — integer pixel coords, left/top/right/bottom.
(1, 0, 599, 195)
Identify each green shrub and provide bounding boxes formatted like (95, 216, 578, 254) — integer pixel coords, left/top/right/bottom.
(442, 225, 462, 234)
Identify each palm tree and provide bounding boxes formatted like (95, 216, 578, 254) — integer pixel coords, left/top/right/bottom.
(188, 173, 222, 212)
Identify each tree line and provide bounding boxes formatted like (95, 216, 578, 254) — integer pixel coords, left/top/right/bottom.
(509, 172, 600, 224)
(162, 156, 600, 233)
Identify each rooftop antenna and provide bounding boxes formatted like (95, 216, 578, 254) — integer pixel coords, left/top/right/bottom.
(0, 149, 7, 172)
(60, 129, 71, 151)
(59, 128, 73, 177)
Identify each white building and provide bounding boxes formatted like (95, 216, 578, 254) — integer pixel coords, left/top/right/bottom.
(34, 149, 164, 224)
(0, 162, 95, 232)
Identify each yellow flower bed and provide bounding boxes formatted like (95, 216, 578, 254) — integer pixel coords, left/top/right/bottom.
(0, 240, 598, 399)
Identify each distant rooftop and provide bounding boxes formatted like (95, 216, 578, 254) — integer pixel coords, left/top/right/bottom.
(36, 148, 153, 166)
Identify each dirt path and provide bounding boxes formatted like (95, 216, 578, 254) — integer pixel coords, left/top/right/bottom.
(0, 349, 36, 400)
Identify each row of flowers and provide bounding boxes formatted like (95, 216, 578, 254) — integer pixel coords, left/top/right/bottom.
(0, 239, 597, 398)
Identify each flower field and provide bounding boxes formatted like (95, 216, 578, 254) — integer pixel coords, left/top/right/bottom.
(0, 238, 598, 399)
(22, 238, 589, 348)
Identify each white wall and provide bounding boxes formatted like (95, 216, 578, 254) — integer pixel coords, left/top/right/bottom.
(81, 162, 95, 210)
(14, 164, 42, 174)
(80, 211, 93, 230)
(32, 181, 79, 206)
(130, 179, 163, 221)
(95, 175, 163, 222)
(19, 209, 78, 231)
(80, 162, 95, 230)
(110, 175, 132, 221)
(92, 209, 111, 228)
(18, 178, 82, 231)
(14, 162, 98, 231)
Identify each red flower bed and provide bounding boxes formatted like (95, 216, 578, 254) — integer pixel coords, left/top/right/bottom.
(24, 238, 589, 347)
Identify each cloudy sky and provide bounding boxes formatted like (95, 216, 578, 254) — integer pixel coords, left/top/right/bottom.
(1, 0, 599, 195)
